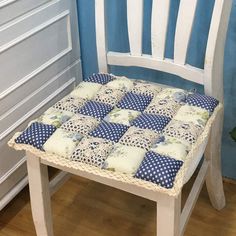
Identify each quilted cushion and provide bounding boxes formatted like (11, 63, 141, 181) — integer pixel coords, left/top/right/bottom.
(131, 113, 171, 132)
(43, 128, 83, 158)
(71, 137, 113, 167)
(78, 101, 113, 120)
(38, 108, 73, 128)
(70, 82, 102, 99)
(186, 93, 219, 112)
(89, 121, 129, 142)
(14, 73, 220, 190)
(119, 126, 159, 150)
(15, 122, 56, 150)
(53, 95, 86, 114)
(61, 114, 99, 135)
(117, 92, 152, 112)
(103, 144, 146, 174)
(85, 73, 115, 85)
(104, 108, 140, 126)
(135, 151, 183, 189)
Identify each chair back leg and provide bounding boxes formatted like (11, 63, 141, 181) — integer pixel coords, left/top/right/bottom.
(204, 108, 226, 210)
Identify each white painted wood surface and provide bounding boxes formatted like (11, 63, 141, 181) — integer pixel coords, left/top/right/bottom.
(151, 0, 170, 59)
(156, 194, 181, 236)
(95, 0, 108, 73)
(27, 152, 53, 236)
(204, 0, 232, 102)
(127, 0, 143, 56)
(174, 0, 198, 65)
(0, 0, 82, 208)
(205, 107, 226, 210)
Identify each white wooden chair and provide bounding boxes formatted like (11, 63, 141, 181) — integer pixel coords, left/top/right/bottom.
(9, 0, 232, 236)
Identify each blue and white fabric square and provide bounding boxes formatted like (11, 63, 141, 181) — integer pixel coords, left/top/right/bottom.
(84, 73, 115, 85)
(104, 108, 141, 126)
(15, 122, 56, 150)
(71, 137, 113, 167)
(38, 107, 73, 128)
(119, 126, 159, 150)
(131, 81, 162, 97)
(78, 101, 113, 120)
(53, 95, 86, 114)
(186, 93, 219, 113)
(43, 128, 83, 158)
(89, 121, 129, 142)
(135, 151, 183, 189)
(131, 113, 170, 132)
(93, 86, 125, 106)
(117, 92, 152, 112)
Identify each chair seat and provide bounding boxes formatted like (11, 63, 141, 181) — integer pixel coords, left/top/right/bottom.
(9, 73, 222, 196)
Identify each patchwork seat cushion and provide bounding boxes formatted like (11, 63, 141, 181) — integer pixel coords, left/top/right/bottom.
(12, 73, 220, 192)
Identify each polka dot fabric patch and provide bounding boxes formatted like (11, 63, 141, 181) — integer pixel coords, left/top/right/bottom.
(78, 101, 113, 120)
(71, 137, 113, 167)
(85, 73, 115, 85)
(135, 151, 183, 189)
(117, 92, 152, 112)
(89, 121, 129, 142)
(131, 113, 171, 132)
(186, 93, 219, 112)
(15, 122, 56, 150)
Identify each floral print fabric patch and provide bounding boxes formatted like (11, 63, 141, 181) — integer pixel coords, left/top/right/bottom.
(71, 137, 113, 167)
(119, 127, 159, 150)
(53, 95, 86, 114)
(61, 114, 99, 135)
(104, 108, 141, 126)
(43, 128, 83, 158)
(38, 108, 73, 128)
(103, 144, 146, 174)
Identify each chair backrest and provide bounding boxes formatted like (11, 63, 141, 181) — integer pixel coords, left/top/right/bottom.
(95, 0, 232, 102)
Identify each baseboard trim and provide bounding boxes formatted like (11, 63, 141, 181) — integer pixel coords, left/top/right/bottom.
(0, 175, 28, 211)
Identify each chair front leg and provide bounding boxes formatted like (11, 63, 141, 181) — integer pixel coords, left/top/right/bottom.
(156, 193, 181, 236)
(26, 151, 54, 236)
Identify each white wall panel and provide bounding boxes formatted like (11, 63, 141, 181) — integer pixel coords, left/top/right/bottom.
(0, 0, 82, 208)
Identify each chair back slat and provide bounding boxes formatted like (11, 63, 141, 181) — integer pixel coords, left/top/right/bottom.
(151, 0, 171, 59)
(95, 0, 108, 72)
(174, 0, 198, 65)
(127, 0, 144, 56)
(95, 0, 232, 101)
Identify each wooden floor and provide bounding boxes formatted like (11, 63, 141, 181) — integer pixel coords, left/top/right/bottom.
(0, 174, 236, 236)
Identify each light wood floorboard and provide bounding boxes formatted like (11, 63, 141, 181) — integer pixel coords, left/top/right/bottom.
(0, 173, 236, 236)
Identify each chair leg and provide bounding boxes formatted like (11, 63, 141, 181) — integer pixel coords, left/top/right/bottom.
(26, 152, 54, 236)
(204, 108, 226, 210)
(156, 193, 181, 236)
